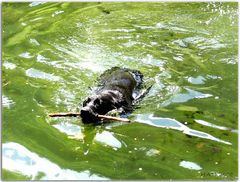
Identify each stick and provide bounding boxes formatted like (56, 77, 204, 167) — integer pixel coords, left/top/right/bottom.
(48, 112, 130, 122)
(48, 112, 80, 117)
(98, 114, 130, 122)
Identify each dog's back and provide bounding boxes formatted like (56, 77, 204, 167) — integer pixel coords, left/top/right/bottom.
(97, 67, 143, 100)
(80, 67, 145, 123)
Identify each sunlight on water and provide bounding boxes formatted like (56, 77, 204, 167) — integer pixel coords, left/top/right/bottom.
(162, 88, 213, 106)
(2, 2, 237, 180)
(52, 122, 84, 140)
(95, 131, 122, 149)
(187, 76, 206, 85)
(2, 142, 108, 180)
(2, 95, 15, 109)
(179, 161, 202, 171)
(19, 52, 33, 59)
(135, 114, 231, 145)
(29, 2, 46, 7)
(3, 62, 16, 70)
(145, 149, 160, 157)
(53, 122, 82, 136)
(53, 44, 110, 73)
(195, 119, 236, 132)
(26, 68, 62, 81)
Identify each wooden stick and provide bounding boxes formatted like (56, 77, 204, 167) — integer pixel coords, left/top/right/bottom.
(98, 114, 130, 122)
(48, 112, 130, 122)
(48, 112, 80, 117)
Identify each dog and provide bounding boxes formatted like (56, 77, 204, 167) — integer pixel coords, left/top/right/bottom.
(80, 67, 150, 123)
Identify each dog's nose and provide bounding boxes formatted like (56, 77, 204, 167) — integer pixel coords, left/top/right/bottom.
(80, 107, 98, 124)
(80, 108, 89, 117)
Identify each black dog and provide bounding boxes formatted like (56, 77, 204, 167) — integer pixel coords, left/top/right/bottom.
(80, 67, 149, 123)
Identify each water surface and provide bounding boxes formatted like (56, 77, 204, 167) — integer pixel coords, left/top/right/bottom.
(2, 2, 238, 180)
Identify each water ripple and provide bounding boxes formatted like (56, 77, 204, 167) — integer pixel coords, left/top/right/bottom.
(26, 68, 62, 81)
(162, 88, 212, 106)
(195, 119, 237, 133)
(2, 142, 108, 180)
(95, 131, 122, 149)
(134, 114, 231, 145)
(179, 161, 202, 171)
(2, 95, 15, 109)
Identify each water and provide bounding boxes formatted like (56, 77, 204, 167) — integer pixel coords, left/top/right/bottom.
(2, 2, 238, 180)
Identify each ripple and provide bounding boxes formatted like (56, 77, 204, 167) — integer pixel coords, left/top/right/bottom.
(135, 114, 231, 145)
(2, 142, 108, 180)
(122, 40, 138, 47)
(2, 95, 15, 109)
(220, 57, 237, 65)
(156, 23, 189, 32)
(29, 38, 40, 46)
(195, 119, 236, 133)
(173, 55, 183, 62)
(26, 68, 61, 81)
(163, 88, 212, 106)
(103, 28, 136, 33)
(3, 62, 16, 70)
(29, 2, 46, 7)
(95, 131, 122, 149)
(54, 44, 108, 73)
(52, 10, 64, 17)
(19, 52, 33, 59)
(134, 23, 189, 32)
(187, 76, 206, 85)
(179, 161, 202, 170)
(52, 122, 84, 140)
(141, 54, 165, 67)
(53, 122, 82, 136)
(146, 149, 160, 157)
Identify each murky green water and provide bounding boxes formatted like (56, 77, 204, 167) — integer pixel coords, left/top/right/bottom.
(2, 2, 238, 180)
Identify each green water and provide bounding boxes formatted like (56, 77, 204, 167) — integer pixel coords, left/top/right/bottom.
(2, 2, 238, 180)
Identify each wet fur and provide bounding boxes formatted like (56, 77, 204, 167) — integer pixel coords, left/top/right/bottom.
(80, 67, 144, 123)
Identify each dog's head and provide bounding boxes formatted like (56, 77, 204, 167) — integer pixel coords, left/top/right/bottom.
(80, 90, 122, 124)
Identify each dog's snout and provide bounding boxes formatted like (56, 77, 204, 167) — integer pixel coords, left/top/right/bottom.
(80, 107, 98, 123)
(80, 108, 89, 117)
(80, 107, 90, 117)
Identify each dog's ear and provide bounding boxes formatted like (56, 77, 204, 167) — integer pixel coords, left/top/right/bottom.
(83, 97, 91, 106)
(94, 98, 102, 105)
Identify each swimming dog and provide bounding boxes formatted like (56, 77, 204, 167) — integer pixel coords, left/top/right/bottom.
(80, 67, 150, 123)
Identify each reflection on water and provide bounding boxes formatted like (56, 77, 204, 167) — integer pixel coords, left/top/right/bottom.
(3, 62, 16, 70)
(53, 122, 82, 136)
(179, 161, 202, 171)
(2, 2, 238, 180)
(53, 122, 122, 149)
(172, 88, 212, 103)
(2, 142, 108, 180)
(95, 131, 122, 149)
(26, 68, 62, 82)
(135, 114, 231, 145)
(2, 95, 15, 109)
(19, 52, 33, 59)
(187, 76, 206, 85)
(195, 119, 237, 133)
